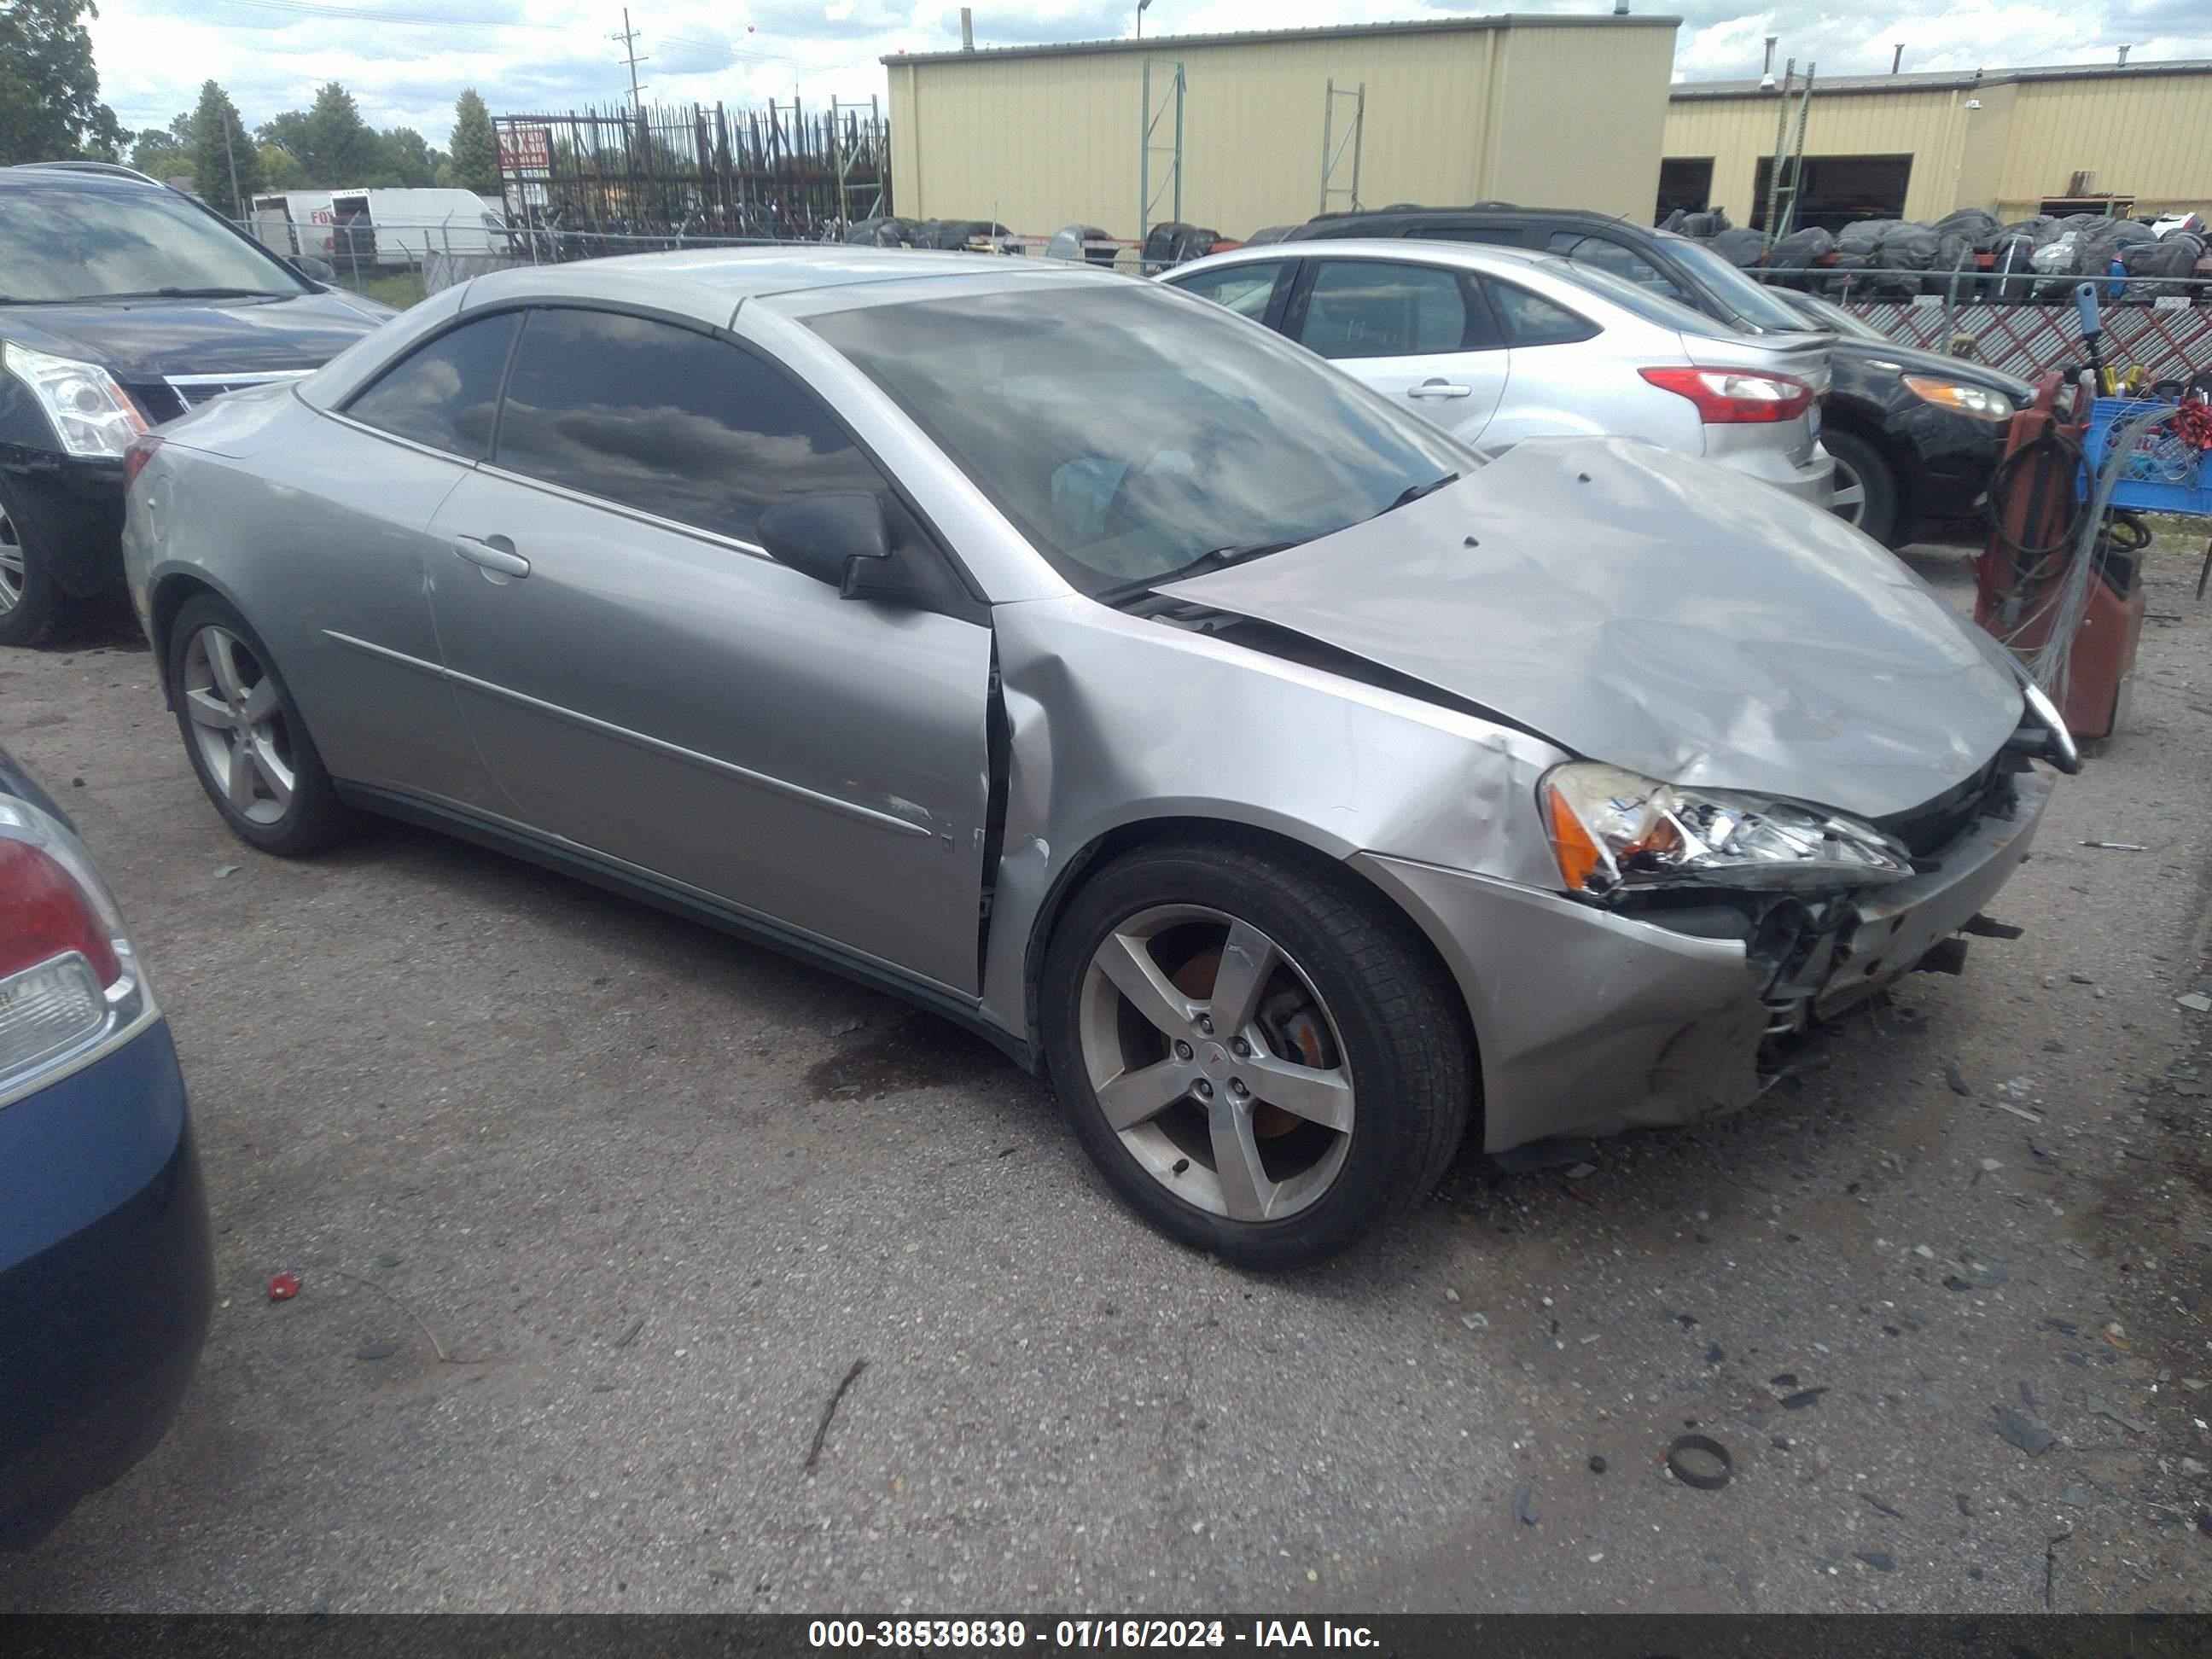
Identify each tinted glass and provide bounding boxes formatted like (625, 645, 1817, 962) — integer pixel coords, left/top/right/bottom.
(1483, 281, 1599, 347)
(1424, 226, 1530, 247)
(1538, 258, 1741, 341)
(1169, 260, 1285, 320)
(345, 311, 519, 459)
(1545, 231, 1690, 304)
(1784, 292, 1892, 341)
(496, 309, 882, 542)
(0, 181, 311, 303)
(1660, 233, 1819, 333)
(808, 282, 1469, 595)
(1298, 261, 1470, 358)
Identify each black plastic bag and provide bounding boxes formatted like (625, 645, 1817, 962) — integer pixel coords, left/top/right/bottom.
(1708, 226, 1767, 267)
(1767, 226, 1835, 287)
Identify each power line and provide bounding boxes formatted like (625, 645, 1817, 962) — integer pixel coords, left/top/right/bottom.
(179, 0, 793, 62)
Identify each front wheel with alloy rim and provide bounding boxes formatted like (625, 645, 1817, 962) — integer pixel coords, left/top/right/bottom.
(1040, 841, 1473, 1268)
(0, 483, 62, 648)
(168, 593, 354, 855)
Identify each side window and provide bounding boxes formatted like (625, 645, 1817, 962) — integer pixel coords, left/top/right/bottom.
(1484, 280, 1600, 348)
(1170, 260, 1287, 322)
(1545, 232, 1690, 304)
(342, 311, 519, 459)
(494, 308, 884, 543)
(1296, 261, 1473, 359)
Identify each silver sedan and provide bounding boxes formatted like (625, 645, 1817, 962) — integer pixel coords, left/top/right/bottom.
(1161, 237, 1837, 509)
(121, 249, 2070, 1266)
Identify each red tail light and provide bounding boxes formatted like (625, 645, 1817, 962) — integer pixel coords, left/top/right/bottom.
(0, 837, 122, 986)
(123, 431, 164, 489)
(1640, 367, 1813, 424)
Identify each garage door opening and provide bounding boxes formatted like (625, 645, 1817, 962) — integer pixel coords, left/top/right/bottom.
(1656, 157, 1714, 218)
(1751, 154, 1912, 233)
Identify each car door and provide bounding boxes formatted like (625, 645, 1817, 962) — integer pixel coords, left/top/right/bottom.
(1284, 259, 1508, 443)
(290, 309, 521, 806)
(422, 305, 994, 995)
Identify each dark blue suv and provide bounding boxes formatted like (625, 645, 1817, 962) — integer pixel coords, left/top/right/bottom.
(0, 746, 212, 1549)
(0, 163, 393, 646)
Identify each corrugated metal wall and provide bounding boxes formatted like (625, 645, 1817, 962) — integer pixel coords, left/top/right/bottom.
(1999, 73, 2212, 218)
(1662, 91, 1972, 224)
(888, 20, 1674, 240)
(1664, 69, 2212, 226)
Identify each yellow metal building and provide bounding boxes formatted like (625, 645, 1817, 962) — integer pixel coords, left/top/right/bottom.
(883, 15, 1679, 241)
(1663, 59, 2212, 230)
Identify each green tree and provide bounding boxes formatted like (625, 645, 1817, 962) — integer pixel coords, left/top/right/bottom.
(127, 120, 189, 181)
(447, 87, 497, 194)
(378, 125, 433, 187)
(291, 81, 375, 184)
(257, 141, 302, 190)
(189, 80, 262, 217)
(0, 0, 124, 164)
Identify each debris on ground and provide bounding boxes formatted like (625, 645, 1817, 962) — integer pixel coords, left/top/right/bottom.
(1513, 1481, 1540, 1526)
(613, 1317, 645, 1349)
(1460, 1312, 1489, 1330)
(214, 864, 240, 878)
(1854, 1550, 1897, 1572)
(1588, 1456, 1607, 1475)
(1493, 1137, 1601, 1175)
(2180, 993, 2212, 1013)
(1664, 1434, 1732, 1490)
(266, 1272, 302, 1301)
(1993, 1405, 2058, 1457)
(355, 1342, 397, 1361)
(1944, 1063, 1973, 1097)
(804, 1358, 869, 1474)
(2087, 1395, 2151, 1434)
(1780, 1388, 1828, 1410)
(1860, 1493, 1904, 1520)
(2080, 840, 2145, 851)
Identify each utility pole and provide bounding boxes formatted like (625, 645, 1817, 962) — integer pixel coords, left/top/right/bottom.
(219, 106, 242, 219)
(613, 9, 649, 115)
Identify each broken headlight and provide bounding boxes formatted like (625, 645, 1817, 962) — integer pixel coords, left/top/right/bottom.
(1541, 763, 1912, 898)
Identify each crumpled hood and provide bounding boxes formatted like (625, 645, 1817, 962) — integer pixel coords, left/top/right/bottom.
(1161, 437, 2027, 821)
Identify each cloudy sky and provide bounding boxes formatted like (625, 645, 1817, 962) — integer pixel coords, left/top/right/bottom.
(93, 0, 2212, 142)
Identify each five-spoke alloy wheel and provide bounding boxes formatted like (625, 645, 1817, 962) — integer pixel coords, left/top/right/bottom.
(167, 592, 353, 855)
(1043, 841, 1472, 1268)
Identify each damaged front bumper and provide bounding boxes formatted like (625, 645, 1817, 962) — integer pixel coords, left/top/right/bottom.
(1351, 765, 2052, 1152)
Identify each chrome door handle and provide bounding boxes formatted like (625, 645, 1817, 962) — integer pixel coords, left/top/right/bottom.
(452, 534, 530, 578)
(1407, 380, 1473, 399)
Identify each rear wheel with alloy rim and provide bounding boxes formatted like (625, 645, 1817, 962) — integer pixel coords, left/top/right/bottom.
(169, 593, 354, 855)
(1041, 841, 1472, 1268)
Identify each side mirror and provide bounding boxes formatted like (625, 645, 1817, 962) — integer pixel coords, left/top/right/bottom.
(291, 254, 337, 283)
(759, 492, 893, 595)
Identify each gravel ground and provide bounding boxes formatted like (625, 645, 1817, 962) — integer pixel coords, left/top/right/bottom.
(1, 544, 2208, 1614)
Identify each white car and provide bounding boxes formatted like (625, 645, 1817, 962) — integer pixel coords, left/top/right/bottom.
(1161, 238, 1837, 509)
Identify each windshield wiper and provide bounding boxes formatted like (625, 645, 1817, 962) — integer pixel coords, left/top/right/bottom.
(1377, 471, 1460, 515)
(88, 287, 293, 301)
(1094, 539, 1301, 608)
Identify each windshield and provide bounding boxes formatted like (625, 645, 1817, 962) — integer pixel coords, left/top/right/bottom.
(1784, 292, 1892, 341)
(808, 282, 1471, 595)
(0, 183, 310, 303)
(1535, 257, 1743, 340)
(1660, 235, 1821, 334)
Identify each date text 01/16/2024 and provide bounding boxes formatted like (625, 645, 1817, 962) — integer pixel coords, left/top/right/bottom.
(806, 1621, 1381, 1650)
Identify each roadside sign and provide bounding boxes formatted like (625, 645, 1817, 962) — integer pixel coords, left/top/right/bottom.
(498, 127, 551, 171)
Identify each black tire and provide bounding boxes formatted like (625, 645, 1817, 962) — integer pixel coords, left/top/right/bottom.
(1040, 839, 1473, 1269)
(0, 477, 67, 649)
(1824, 428, 1903, 549)
(167, 592, 356, 856)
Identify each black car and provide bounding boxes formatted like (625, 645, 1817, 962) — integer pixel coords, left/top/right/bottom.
(1284, 206, 2031, 545)
(1766, 290, 2033, 547)
(0, 163, 395, 646)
